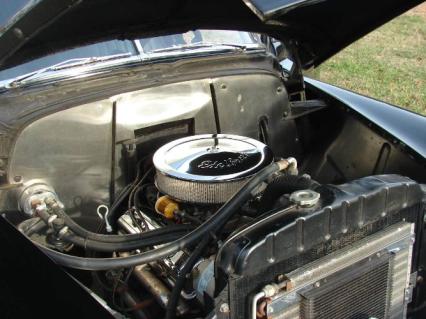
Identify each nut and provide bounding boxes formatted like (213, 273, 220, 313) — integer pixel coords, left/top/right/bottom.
(262, 284, 279, 297)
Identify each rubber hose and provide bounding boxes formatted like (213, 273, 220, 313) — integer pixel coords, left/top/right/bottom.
(258, 174, 315, 213)
(105, 183, 133, 231)
(61, 230, 190, 253)
(26, 221, 48, 236)
(165, 235, 212, 319)
(18, 218, 47, 236)
(22, 215, 190, 252)
(109, 168, 153, 231)
(133, 185, 150, 212)
(52, 205, 192, 243)
(35, 161, 285, 270)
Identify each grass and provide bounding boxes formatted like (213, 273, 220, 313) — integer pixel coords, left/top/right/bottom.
(316, 5, 426, 115)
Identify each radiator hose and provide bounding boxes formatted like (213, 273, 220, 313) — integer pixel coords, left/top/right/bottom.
(165, 235, 212, 319)
(33, 158, 297, 270)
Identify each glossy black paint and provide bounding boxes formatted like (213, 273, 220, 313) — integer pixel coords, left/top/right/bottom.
(304, 78, 426, 160)
(0, 76, 423, 318)
(0, 1, 424, 317)
(0, 0, 423, 70)
(0, 216, 115, 319)
(216, 175, 425, 319)
(218, 175, 424, 276)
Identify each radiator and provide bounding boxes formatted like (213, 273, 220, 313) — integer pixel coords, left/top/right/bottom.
(262, 222, 415, 319)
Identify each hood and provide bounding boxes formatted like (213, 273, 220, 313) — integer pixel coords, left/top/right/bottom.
(0, 0, 422, 71)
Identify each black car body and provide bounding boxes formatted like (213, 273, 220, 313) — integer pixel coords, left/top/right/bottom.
(0, 1, 425, 318)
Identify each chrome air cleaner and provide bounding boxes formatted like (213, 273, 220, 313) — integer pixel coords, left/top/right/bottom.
(153, 134, 273, 204)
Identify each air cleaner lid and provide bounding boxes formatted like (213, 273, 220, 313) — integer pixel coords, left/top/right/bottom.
(153, 134, 273, 182)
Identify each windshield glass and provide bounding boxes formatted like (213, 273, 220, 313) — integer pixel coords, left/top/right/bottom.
(0, 40, 138, 81)
(0, 30, 263, 83)
(139, 30, 261, 53)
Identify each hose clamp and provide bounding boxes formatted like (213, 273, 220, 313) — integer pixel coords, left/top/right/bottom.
(57, 226, 69, 239)
(47, 214, 58, 227)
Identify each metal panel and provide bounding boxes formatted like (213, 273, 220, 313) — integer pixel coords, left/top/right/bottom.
(8, 100, 113, 218)
(115, 79, 216, 140)
(212, 74, 293, 157)
(113, 79, 217, 192)
(6, 74, 288, 218)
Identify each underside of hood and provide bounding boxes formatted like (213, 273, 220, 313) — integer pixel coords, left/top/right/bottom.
(0, 0, 422, 71)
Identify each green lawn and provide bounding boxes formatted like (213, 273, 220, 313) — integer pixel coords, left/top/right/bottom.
(317, 7, 426, 115)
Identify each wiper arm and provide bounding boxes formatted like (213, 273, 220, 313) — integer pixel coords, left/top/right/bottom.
(6, 52, 133, 88)
(50, 52, 133, 71)
(149, 42, 248, 54)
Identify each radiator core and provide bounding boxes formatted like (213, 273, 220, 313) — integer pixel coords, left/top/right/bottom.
(264, 222, 415, 319)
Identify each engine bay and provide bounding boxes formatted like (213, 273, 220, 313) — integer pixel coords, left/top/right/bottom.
(1, 73, 425, 319)
(13, 131, 425, 319)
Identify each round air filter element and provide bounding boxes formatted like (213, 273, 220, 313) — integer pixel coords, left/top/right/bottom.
(153, 134, 273, 204)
